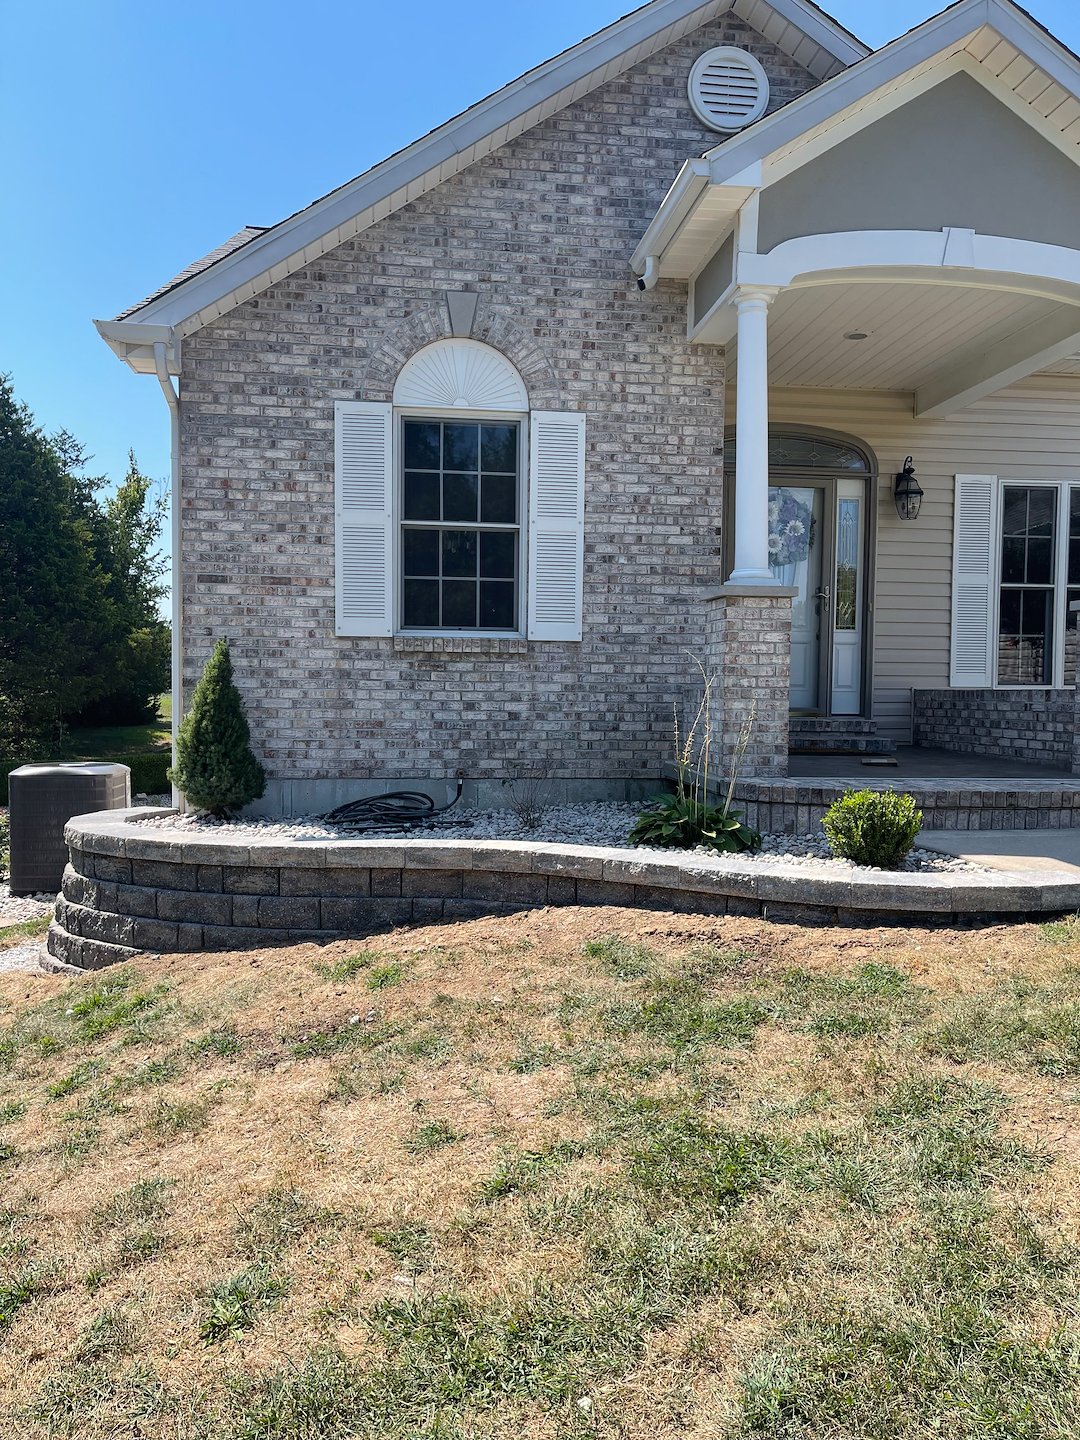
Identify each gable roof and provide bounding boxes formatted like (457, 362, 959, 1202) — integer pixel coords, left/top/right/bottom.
(632, 0, 1080, 279)
(96, 0, 867, 371)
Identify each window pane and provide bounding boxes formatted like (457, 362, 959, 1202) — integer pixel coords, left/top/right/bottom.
(403, 578, 439, 628)
(1001, 488, 1029, 535)
(480, 531, 516, 580)
(443, 424, 479, 472)
(999, 485, 1057, 589)
(998, 586, 1053, 684)
(1027, 488, 1055, 537)
(403, 528, 439, 577)
(1026, 537, 1054, 586)
(481, 474, 517, 523)
(1069, 490, 1080, 585)
(442, 530, 477, 578)
(480, 581, 515, 629)
(403, 421, 440, 470)
(443, 473, 478, 523)
(403, 472, 439, 521)
(442, 579, 476, 628)
(1001, 537, 1026, 584)
(1066, 586, 1080, 685)
(481, 424, 517, 473)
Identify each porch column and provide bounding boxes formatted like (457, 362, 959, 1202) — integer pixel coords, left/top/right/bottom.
(730, 285, 779, 585)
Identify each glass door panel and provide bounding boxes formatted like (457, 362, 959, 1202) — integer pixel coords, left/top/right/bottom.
(769, 485, 823, 711)
(831, 480, 864, 715)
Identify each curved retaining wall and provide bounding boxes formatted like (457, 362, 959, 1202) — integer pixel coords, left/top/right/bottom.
(47, 809, 1080, 970)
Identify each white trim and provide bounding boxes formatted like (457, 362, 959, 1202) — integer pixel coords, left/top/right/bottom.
(737, 229, 1080, 292)
(393, 338, 529, 412)
(102, 0, 864, 352)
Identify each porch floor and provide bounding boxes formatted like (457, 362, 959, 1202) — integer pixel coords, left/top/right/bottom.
(789, 746, 1074, 783)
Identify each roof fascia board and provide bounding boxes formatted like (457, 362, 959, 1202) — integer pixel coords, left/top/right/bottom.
(986, 0, 1080, 94)
(117, 0, 738, 332)
(94, 319, 181, 374)
(707, 0, 995, 183)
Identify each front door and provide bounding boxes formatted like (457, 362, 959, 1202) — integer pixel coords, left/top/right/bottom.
(769, 476, 868, 715)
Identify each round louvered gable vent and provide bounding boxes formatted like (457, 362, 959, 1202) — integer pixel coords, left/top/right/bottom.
(688, 47, 770, 133)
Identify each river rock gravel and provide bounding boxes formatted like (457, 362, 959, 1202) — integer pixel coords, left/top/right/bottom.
(131, 801, 985, 876)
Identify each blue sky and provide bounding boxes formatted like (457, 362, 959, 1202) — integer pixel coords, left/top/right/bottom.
(4, 0, 1078, 515)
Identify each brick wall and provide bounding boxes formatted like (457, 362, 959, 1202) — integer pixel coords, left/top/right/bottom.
(178, 17, 819, 806)
(913, 688, 1077, 771)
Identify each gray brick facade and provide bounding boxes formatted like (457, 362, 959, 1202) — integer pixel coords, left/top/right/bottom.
(178, 16, 817, 809)
(913, 687, 1080, 773)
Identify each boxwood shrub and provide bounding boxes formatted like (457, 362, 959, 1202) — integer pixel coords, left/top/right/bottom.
(822, 789, 923, 870)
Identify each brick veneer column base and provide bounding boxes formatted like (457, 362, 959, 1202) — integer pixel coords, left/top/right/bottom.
(704, 586, 794, 780)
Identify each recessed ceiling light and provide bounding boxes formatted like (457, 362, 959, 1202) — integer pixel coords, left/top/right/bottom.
(844, 330, 870, 341)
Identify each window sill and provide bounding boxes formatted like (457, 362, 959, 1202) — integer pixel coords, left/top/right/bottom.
(393, 634, 529, 656)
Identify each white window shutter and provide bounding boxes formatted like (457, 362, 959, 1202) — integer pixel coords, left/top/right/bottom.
(335, 401, 393, 637)
(950, 474, 999, 687)
(527, 411, 586, 641)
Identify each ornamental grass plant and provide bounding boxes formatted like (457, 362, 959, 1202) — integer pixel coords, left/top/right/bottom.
(630, 657, 760, 854)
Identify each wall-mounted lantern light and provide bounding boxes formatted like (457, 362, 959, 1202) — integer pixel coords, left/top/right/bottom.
(894, 456, 924, 521)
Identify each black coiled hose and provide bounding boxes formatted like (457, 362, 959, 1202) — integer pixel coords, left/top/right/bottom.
(323, 777, 467, 833)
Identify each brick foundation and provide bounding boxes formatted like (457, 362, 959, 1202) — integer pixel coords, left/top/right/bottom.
(913, 688, 1078, 773)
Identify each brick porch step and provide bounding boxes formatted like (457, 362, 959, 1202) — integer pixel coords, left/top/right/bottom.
(789, 716, 896, 757)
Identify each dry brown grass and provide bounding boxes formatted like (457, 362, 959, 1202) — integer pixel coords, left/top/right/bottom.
(0, 906, 1078, 1438)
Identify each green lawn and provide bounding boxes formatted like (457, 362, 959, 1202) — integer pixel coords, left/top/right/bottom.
(58, 696, 171, 762)
(0, 909, 1077, 1437)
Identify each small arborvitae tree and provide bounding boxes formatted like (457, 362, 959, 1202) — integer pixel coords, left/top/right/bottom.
(169, 640, 266, 818)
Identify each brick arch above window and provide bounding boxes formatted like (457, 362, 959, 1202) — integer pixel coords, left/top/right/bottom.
(361, 300, 561, 409)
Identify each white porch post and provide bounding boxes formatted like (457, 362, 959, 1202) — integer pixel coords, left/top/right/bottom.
(729, 285, 779, 585)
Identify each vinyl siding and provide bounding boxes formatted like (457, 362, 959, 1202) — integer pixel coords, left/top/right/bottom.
(769, 377, 1080, 742)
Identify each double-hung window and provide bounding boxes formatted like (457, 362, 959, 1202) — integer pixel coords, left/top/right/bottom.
(333, 338, 586, 643)
(400, 418, 520, 632)
(996, 482, 1080, 687)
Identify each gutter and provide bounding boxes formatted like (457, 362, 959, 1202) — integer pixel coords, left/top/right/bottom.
(152, 340, 182, 807)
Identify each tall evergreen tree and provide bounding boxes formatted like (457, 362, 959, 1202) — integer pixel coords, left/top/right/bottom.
(169, 640, 266, 817)
(0, 378, 171, 752)
(0, 378, 108, 752)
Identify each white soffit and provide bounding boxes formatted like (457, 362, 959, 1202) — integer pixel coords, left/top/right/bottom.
(101, 0, 866, 353)
(765, 281, 1067, 389)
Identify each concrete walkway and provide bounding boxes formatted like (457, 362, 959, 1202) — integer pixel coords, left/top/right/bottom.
(919, 830, 1080, 877)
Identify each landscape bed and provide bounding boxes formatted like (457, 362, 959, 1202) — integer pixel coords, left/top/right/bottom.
(44, 809, 1080, 971)
(1, 906, 1080, 1437)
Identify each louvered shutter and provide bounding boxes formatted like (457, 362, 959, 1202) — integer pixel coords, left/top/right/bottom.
(335, 401, 393, 638)
(527, 411, 586, 642)
(950, 474, 999, 687)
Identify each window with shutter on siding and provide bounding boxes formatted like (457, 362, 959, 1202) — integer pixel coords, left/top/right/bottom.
(335, 400, 393, 637)
(527, 411, 586, 642)
(950, 474, 999, 687)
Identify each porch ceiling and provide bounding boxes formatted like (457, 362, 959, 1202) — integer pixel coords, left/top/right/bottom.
(764, 280, 1069, 390)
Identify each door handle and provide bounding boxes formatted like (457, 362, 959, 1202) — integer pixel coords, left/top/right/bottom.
(814, 585, 831, 604)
